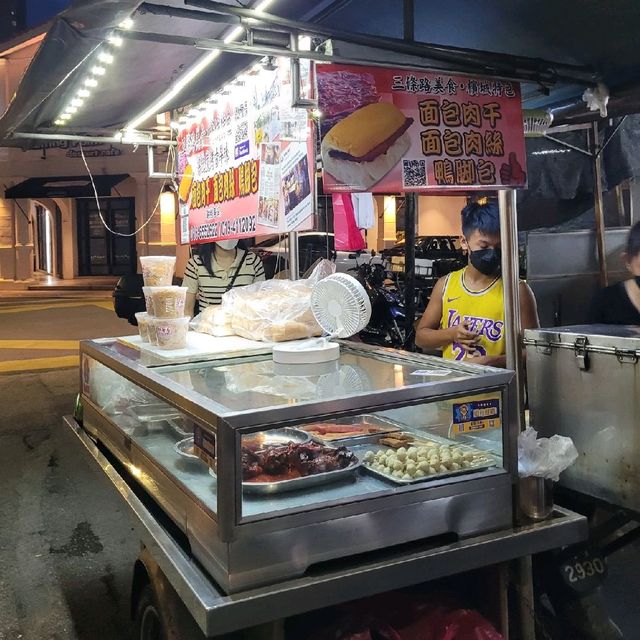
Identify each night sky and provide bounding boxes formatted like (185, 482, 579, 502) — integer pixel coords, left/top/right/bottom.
(26, 0, 71, 27)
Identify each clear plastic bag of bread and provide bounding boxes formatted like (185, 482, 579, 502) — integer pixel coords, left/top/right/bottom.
(190, 306, 235, 337)
(221, 259, 336, 342)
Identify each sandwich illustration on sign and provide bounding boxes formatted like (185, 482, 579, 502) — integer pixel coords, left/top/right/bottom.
(321, 102, 413, 190)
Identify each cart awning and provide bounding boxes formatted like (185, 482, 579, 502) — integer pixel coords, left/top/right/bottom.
(3, 0, 640, 144)
(5, 174, 129, 198)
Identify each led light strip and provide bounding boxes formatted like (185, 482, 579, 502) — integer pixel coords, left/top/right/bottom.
(53, 17, 134, 126)
(124, 0, 275, 133)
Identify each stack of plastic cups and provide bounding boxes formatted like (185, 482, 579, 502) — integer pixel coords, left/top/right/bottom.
(136, 256, 190, 350)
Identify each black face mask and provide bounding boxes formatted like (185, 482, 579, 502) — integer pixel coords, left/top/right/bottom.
(469, 248, 501, 276)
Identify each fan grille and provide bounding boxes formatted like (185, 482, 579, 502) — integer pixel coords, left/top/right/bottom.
(311, 273, 372, 338)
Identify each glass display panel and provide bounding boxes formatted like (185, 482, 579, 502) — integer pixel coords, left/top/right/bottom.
(238, 390, 504, 520)
(159, 351, 473, 414)
(83, 357, 217, 514)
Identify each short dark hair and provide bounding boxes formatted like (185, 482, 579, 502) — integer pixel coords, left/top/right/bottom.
(627, 221, 640, 258)
(461, 201, 500, 238)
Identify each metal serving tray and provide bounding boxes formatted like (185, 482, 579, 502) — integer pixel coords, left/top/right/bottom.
(351, 434, 496, 485)
(242, 428, 310, 449)
(128, 403, 181, 423)
(165, 416, 193, 438)
(209, 451, 361, 495)
(303, 415, 401, 445)
(174, 437, 199, 460)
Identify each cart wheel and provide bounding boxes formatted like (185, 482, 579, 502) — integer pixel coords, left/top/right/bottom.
(134, 584, 166, 640)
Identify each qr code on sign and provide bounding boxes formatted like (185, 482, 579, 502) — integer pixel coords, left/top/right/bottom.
(402, 159, 427, 188)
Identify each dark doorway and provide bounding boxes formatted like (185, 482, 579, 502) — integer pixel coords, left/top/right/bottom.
(77, 197, 137, 276)
(34, 204, 53, 274)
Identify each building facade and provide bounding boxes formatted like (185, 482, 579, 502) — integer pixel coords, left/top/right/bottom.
(0, 31, 180, 287)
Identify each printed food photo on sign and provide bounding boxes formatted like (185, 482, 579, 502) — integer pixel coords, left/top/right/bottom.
(321, 103, 414, 191)
(281, 142, 312, 227)
(257, 142, 281, 228)
(316, 63, 527, 193)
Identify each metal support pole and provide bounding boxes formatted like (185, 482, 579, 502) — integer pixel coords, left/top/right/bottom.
(11, 131, 174, 147)
(403, 0, 415, 40)
(404, 194, 417, 349)
(591, 123, 609, 287)
(402, 0, 416, 350)
(499, 190, 535, 640)
(614, 184, 626, 227)
(498, 190, 524, 414)
(288, 231, 299, 281)
(148, 145, 173, 179)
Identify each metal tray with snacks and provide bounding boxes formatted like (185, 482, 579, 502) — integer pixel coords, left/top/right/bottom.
(207, 435, 360, 495)
(210, 459, 362, 495)
(351, 432, 496, 485)
(241, 428, 310, 449)
(128, 403, 181, 423)
(301, 415, 402, 445)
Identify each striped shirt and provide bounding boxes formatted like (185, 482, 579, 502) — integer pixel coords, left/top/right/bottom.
(182, 249, 265, 308)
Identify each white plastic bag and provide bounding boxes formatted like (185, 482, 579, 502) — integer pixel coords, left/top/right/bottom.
(221, 259, 336, 342)
(518, 426, 578, 481)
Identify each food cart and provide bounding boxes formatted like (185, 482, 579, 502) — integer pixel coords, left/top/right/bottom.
(0, 0, 610, 637)
(72, 336, 585, 637)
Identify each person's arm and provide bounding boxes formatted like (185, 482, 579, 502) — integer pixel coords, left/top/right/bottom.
(182, 256, 199, 317)
(468, 281, 539, 367)
(415, 276, 479, 352)
(519, 280, 540, 332)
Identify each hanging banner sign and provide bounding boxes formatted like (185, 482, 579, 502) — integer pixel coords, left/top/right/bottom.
(316, 63, 527, 193)
(177, 60, 315, 244)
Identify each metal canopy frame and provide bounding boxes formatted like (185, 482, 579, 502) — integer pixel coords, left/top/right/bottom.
(3, 0, 599, 148)
(536, 116, 630, 287)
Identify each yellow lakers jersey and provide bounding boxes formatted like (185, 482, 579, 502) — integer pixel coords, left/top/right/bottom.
(441, 267, 505, 361)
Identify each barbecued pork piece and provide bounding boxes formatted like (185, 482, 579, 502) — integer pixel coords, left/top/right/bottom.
(241, 441, 357, 480)
(241, 448, 263, 478)
(256, 446, 290, 475)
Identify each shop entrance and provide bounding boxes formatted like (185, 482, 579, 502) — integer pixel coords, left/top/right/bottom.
(77, 197, 137, 276)
(34, 204, 54, 275)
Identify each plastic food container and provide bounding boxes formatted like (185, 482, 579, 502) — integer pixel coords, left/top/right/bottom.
(147, 319, 159, 346)
(153, 317, 190, 350)
(140, 255, 176, 287)
(135, 312, 151, 343)
(149, 286, 188, 318)
(142, 286, 156, 316)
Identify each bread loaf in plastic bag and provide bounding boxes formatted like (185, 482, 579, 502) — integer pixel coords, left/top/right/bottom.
(221, 259, 336, 342)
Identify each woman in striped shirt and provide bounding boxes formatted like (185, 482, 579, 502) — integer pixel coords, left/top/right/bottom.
(183, 239, 265, 316)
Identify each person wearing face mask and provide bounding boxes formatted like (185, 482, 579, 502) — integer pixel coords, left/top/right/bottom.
(182, 239, 265, 317)
(415, 199, 539, 367)
(588, 221, 640, 324)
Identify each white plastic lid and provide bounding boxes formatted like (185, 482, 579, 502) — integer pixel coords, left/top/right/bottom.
(272, 339, 340, 364)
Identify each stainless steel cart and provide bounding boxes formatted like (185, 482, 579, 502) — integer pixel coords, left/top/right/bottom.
(64, 414, 586, 638)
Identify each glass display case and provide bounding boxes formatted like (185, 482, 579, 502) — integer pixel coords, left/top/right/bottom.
(80, 338, 517, 593)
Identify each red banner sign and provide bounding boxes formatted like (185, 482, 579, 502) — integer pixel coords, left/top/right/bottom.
(177, 59, 315, 244)
(316, 64, 527, 193)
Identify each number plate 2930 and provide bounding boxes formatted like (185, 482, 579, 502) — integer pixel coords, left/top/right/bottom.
(560, 548, 607, 594)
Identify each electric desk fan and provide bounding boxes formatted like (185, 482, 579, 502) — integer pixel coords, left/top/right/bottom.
(272, 273, 372, 364)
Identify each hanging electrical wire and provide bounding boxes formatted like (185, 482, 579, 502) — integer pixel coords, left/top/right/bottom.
(79, 133, 176, 237)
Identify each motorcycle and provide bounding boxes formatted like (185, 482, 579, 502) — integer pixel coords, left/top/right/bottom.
(349, 260, 406, 349)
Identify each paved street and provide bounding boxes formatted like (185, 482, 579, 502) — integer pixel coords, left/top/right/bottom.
(0, 296, 137, 638)
(0, 295, 132, 373)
